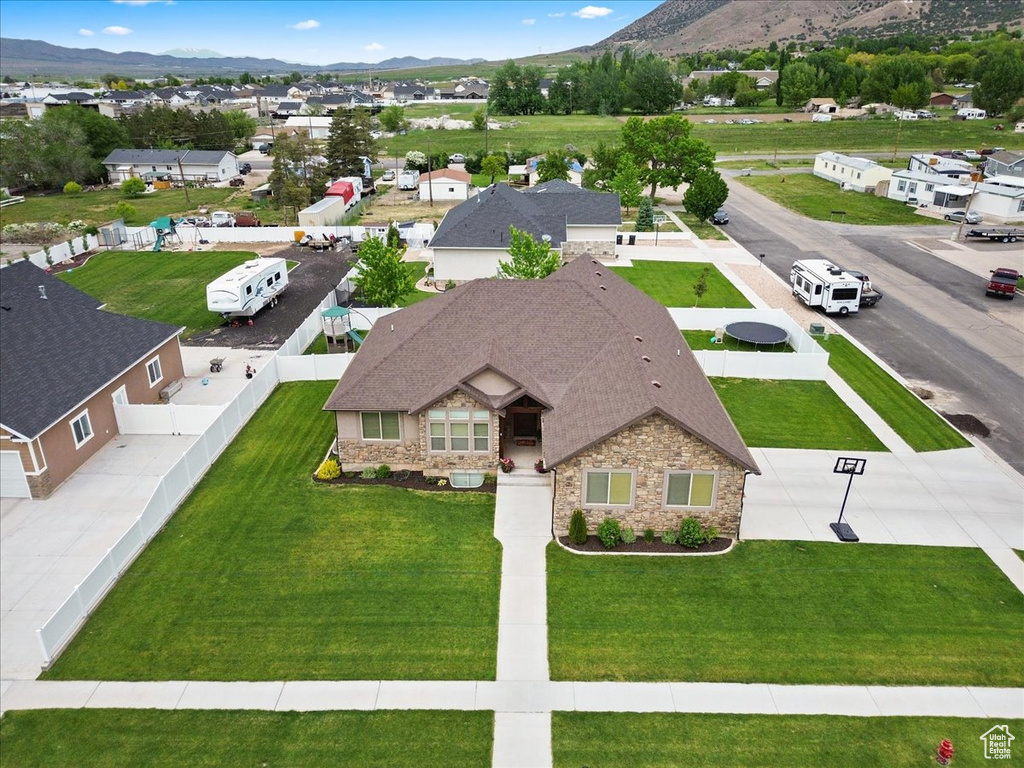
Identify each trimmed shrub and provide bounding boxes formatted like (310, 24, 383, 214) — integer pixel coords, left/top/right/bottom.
(704, 525, 719, 544)
(678, 516, 705, 549)
(661, 529, 678, 545)
(568, 508, 588, 545)
(315, 457, 341, 481)
(621, 526, 637, 544)
(597, 518, 622, 549)
(63, 181, 82, 196)
(375, 463, 392, 479)
(360, 467, 376, 479)
(120, 177, 146, 198)
(643, 528, 655, 543)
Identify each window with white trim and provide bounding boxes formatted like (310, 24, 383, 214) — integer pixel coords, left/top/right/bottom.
(71, 410, 94, 448)
(584, 469, 635, 507)
(427, 409, 490, 453)
(360, 411, 401, 441)
(146, 355, 163, 387)
(664, 471, 717, 508)
(897, 180, 907, 192)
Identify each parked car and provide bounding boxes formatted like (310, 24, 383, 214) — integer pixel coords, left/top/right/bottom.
(233, 211, 260, 227)
(933, 149, 954, 157)
(258, 143, 270, 154)
(238, 162, 252, 174)
(448, 153, 466, 164)
(962, 150, 982, 161)
(950, 150, 967, 159)
(986, 267, 1019, 300)
(711, 209, 729, 225)
(916, 109, 936, 119)
(176, 216, 209, 227)
(944, 210, 983, 224)
(381, 169, 396, 182)
(228, 176, 245, 187)
(210, 210, 235, 227)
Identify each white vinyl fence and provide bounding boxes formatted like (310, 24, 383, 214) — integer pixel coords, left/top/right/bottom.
(141, 222, 435, 245)
(277, 354, 354, 382)
(36, 288, 360, 666)
(4, 234, 102, 271)
(670, 308, 830, 381)
(114, 403, 225, 435)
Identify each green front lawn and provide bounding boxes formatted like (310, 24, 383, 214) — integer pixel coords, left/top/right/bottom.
(0, 187, 237, 228)
(682, 330, 792, 352)
(547, 540, 1024, 686)
(610, 261, 752, 308)
(553, 713, 1024, 767)
(819, 335, 970, 452)
(711, 378, 886, 451)
(0, 710, 493, 768)
(45, 382, 501, 681)
(738, 174, 930, 225)
(672, 210, 729, 240)
(59, 251, 260, 338)
(396, 260, 434, 307)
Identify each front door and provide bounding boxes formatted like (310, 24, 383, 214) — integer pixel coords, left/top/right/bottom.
(512, 411, 540, 439)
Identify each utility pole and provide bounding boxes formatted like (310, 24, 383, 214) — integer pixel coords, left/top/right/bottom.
(177, 156, 191, 205)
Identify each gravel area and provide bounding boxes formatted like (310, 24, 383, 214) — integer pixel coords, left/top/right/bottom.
(187, 244, 355, 349)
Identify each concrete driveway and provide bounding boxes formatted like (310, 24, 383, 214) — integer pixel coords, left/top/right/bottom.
(1, 433, 195, 680)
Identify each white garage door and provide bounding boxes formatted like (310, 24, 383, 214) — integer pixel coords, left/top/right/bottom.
(0, 450, 31, 498)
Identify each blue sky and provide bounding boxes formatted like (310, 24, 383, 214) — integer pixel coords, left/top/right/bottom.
(0, 0, 663, 65)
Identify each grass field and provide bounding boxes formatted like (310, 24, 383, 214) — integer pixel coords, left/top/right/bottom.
(710, 378, 887, 451)
(610, 262, 752, 308)
(718, 157, 907, 170)
(672, 209, 729, 240)
(547, 539, 1024, 686)
(58, 250, 258, 338)
(682, 330, 792, 352)
(44, 382, 502, 681)
(0, 187, 238, 228)
(553, 713, 1024, 767)
(0, 710, 493, 768)
(396, 260, 434, 307)
(818, 336, 971, 451)
(738, 174, 931, 225)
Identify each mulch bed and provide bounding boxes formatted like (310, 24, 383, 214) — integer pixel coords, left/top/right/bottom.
(314, 469, 497, 493)
(46, 252, 98, 274)
(559, 535, 733, 555)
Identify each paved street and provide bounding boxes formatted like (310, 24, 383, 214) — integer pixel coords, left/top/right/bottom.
(722, 177, 1024, 473)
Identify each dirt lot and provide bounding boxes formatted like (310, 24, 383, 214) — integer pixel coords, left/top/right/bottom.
(188, 243, 355, 349)
(360, 184, 459, 225)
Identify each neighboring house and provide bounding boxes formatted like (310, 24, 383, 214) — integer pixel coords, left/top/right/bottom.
(103, 149, 239, 184)
(929, 92, 955, 107)
(804, 98, 838, 113)
(394, 84, 432, 102)
(684, 69, 778, 90)
(886, 169, 953, 204)
(962, 175, 1024, 221)
(428, 180, 621, 281)
(985, 150, 1024, 178)
(283, 115, 333, 140)
(274, 101, 303, 116)
(886, 154, 973, 203)
(907, 153, 973, 178)
(520, 155, 585, 187)
(418, 168, 474, 201)
(324, 256, 759, 537)
(953, 92, 973, 108)
(0, 262, 185, 499)
(813, 151, 892, 193)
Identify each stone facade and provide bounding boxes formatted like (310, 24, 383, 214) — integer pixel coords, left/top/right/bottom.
(562, 240, 616, 259)
(552, 414, 748, 538)
(336, 391, 500, 477)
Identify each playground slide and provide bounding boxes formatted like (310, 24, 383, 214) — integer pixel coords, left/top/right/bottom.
(152, 234, 164, 252)
(346, 328, 364, 346)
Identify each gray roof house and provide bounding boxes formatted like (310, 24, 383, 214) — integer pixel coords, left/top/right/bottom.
(0, 262, 185, 499)
(429, 181, 621, 281)
(324, 256, 758, 537)
(985, 150, 1024, 179)
(102, 148, 238, 184)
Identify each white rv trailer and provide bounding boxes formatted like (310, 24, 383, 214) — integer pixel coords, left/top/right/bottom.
(790, 259, 863, 315)
(207, 258, 289, 318)
(398, 170, 420, 190)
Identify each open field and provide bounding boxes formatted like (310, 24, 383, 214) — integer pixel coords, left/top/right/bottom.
(45, 382, 502, 681)
(738, 174, 932, 225)
(547, 539, 1024, 685)
(710, 378, 887, 451)
(0, 187, 238, 228)
(610, 261, 752, 308)
(818, 336, 971, 451)
(0, 710, 493, 768)
(59, 250, 258, 338)
(553, 713, 1024, 767)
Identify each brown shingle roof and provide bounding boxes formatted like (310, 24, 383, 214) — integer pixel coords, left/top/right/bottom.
(324, 257, 758, 473)
(421, 168, 472, 183)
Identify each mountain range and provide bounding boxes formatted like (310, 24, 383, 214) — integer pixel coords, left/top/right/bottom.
(0, 38, 485, 78)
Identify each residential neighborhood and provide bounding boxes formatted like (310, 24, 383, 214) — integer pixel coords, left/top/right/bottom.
(1, 1, 1023, 766)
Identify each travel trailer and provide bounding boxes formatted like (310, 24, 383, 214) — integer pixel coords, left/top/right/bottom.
(957, 108, 987, 120)
(790, 259, 863, 315)
(207, 258, 288, 318)
(398, 170, 420, 190)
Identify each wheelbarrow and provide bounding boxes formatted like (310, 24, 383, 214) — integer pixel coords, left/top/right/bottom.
(209, 357, 225, 373)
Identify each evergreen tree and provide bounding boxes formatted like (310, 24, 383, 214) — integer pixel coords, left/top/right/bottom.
(636, 197, 654, 231)
(325, 108, 374, 178)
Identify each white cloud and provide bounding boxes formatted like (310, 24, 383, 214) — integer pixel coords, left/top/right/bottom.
(572, 5, 613, 18)
(548, 11, 566, 17)
(363, 42, 385, 51)
(522, 18, 536, 25)
(102, 25, 133, 35)
(78, 28, 95, 36)
(289, 19, 320, 30)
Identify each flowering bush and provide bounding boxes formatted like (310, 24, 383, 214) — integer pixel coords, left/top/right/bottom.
(1, 222, 74, 245)
(534, 458, 547, 473)
(499, 457, 515, 473)
(315, 457, 341, 481)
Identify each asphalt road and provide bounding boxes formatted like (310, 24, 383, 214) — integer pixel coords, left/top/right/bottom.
(722, 177, 1024, 474)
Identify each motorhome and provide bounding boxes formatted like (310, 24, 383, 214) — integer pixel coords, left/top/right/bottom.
(790, 259, 863, 315)
(398, 170, 420, 190)
(207, 258, 288, 318)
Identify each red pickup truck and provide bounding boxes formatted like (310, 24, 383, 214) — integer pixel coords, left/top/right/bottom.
(986, 268, 1020, 300)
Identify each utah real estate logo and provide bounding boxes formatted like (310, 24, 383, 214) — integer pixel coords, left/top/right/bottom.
(980, 725, 1015, 760)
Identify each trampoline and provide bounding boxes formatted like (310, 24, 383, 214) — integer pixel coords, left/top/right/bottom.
(724, 321, 789, 350)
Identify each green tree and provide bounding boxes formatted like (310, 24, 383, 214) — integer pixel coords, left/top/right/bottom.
(776, 48, 788, 106)
(692, 266, 710, 307)
(498, 226, 559, 279)
(481, 154, 506, 184)
(113, 200, 136, 222)
(536, 152, 569, 183)
(625, 53, 681, 114)
(609, 153, 643, 214)
(682, 168, 728, 223)
(635, 197, 654, 231)
(621, 114, 715, 201)
(860, 55, 930, 106)
(779, 61, 818, 108)
(379, 105, 407, 133)
(352, 237, 415, 306)
(120, 177, 146, 198)
(471, 106, 487, 130)
(974, 52, 1024, 115)
(488, 60, 545, 116)
(325, 108, 374, 178)
(222, 110, 258, 142)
